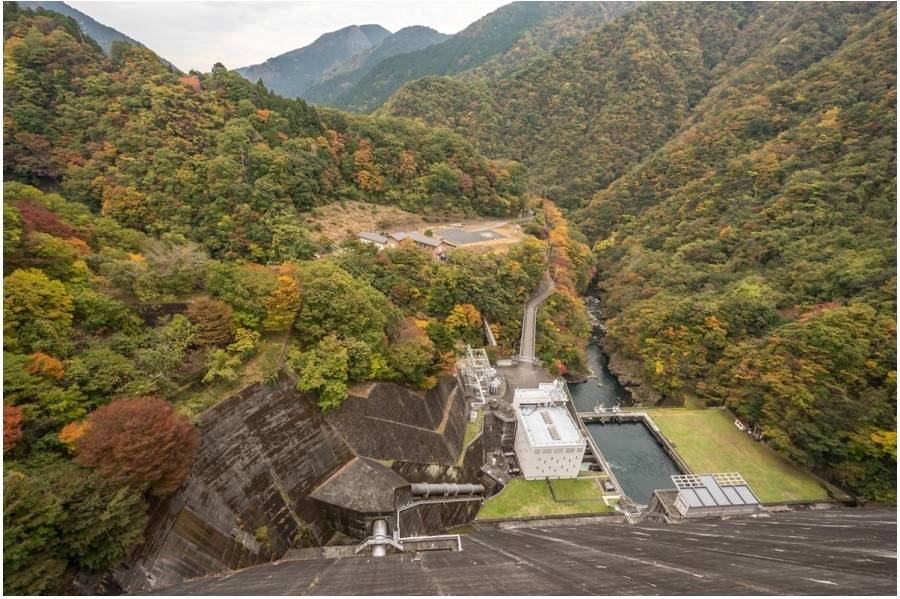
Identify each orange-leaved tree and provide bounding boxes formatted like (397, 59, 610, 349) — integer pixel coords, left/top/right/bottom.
(74, 396, 199, 496)
(186, 297, 235, 345)
(4, 405, 23, 452)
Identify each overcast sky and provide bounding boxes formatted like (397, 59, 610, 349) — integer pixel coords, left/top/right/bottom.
(68, 1, 509, 72)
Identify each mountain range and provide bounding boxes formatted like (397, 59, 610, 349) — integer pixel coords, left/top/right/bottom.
(235, 24, 392, 98)
(301, 25, 448, 105)
(303, 1, 638, 111)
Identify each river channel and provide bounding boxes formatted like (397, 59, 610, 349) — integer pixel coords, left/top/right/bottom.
(573, 294, 682, 505)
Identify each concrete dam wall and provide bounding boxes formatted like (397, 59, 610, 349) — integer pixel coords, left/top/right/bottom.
(113, 373, 467, 593)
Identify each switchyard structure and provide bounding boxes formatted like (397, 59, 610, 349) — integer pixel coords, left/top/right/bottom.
(458, 345, 496, 406)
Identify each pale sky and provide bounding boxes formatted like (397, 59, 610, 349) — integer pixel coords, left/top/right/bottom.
(68, 0, 509, 72)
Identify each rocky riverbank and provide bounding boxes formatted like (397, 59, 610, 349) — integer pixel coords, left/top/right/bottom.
(582, 293, 664, 406)
(597, 336, 663, 406)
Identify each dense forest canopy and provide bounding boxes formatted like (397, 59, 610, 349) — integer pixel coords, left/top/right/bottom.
(1, 0, 897, 594)
(581, 2, 897, 501)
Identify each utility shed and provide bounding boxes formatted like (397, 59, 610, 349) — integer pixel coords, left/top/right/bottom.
(357, 232, 389, 249)
(309, 457, 409, 538)
(669, 473, 761, 518)
(514, 398, 585, 480)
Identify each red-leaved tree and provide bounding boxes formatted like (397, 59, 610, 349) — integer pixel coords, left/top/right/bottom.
(16, 199, 82, 239)
(74, 396, 199, 496)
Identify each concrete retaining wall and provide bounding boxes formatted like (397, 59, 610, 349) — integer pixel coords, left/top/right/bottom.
(114, 373, 355, 593)
(325, 377, 467, 465)
(113, 373, 468, 593)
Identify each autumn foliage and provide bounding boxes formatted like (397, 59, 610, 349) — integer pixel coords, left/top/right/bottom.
(27, 352, 65, 380)
(16, 199, 82, 240)
(74, 396, 199, 496)
(186, 297, 235, 345)
(58, 420, 90, 451)
(4, 405, 24, 452)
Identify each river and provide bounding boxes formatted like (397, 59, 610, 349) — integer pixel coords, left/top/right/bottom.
(568, 295, 633, 413)
(572, 292, 682, 505)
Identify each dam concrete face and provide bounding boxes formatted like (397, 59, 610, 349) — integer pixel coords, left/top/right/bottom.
(113, 372, 468, 593)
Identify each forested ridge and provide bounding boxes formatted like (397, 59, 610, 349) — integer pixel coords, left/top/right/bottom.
(584, 2, 897, 501)
(323, 1, 635, 112)
(1, 1, 897, 594)
(3, 3, 526, 263)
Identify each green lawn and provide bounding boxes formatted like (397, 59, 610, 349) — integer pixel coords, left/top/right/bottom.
(477, 478, 614, 520)
(650, 409, 829, 503)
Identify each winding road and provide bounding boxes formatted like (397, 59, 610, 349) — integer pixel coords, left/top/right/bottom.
(518, 272, 556, 361)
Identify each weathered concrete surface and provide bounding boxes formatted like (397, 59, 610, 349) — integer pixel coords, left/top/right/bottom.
(150, 507, 897, 595)
(397, 496, 483, 538)
(326, 376, 467, 465)
(115, 373, 355, 594)
(116, 373, 469, 593)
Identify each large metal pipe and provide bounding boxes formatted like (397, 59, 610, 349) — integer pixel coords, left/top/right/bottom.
(371, 519, 388, 558)
(410, 482, 485, 497)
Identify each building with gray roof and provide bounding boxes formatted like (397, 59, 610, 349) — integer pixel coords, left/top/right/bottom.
(648, 472, 762, 519)
(357, 231, 390, 249)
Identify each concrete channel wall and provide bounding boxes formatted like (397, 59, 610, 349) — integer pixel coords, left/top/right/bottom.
(577, 411, 693, 476)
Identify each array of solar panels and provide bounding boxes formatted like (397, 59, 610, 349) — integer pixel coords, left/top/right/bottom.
(672, 473, 760, 508)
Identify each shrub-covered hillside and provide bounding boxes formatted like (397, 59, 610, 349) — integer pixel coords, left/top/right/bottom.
(3, 4, 526, 264)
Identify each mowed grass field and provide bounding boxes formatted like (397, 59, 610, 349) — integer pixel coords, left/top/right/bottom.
(477, 478, 614, 519)
(649, 409, 829, 503)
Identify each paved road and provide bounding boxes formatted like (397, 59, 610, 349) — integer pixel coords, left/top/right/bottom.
(153, 507, 898, 595)
(519, 272, 556, 360)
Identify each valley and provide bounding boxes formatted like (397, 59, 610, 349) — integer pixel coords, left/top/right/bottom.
(1, 1, 896, 596)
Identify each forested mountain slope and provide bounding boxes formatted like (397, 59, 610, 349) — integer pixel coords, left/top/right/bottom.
(383, 2, 765, 207)
(303, 26, 448, 106)
(3, 5, 525, 263)
(326, 1, 636, 113)
(579, 2, 896, 501)
(389, 1, 896, 500)
(236, 24, 391, 98)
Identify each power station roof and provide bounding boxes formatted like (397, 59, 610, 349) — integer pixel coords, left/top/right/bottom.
(517, 402, 583, 447)
(512, 380, 568, 405)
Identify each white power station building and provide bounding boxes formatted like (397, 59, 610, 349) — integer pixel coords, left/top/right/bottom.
(513, 381, 586, 480)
